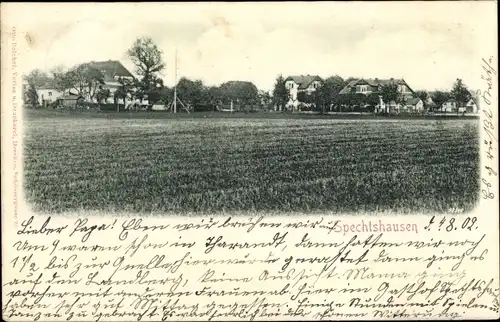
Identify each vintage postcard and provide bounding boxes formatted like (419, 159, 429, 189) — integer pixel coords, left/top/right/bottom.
(1, 2, 499, 321)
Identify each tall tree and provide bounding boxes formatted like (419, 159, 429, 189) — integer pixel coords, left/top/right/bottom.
(127, 37, 166, 106)
(311, 84, 326, 113)
(430, 90, 451, 111)
(127, 37, 165, 80)
(258, 90, 272, 110)
(140, 76, 164, 104)
(95, 87, 111, 108)
(450, 78, 472, 114)
(366, 93, 380, 111)
(320, 75, 347, 110)
(114, 77, 136, 112)
(313, 75, 347, 111)
(272, 74, 289, 112)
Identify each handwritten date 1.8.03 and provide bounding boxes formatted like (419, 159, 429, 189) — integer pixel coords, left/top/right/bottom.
(424, 216, 478, 232)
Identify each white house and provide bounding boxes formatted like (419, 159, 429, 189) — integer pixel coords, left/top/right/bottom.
(405, 97, 424, 112)
(284, 75, 323, 110)
(439, 99, 456, 113)
(439, 98, 478, 114)
(37, 84, 64, 106)
(465, 98, 478, 113)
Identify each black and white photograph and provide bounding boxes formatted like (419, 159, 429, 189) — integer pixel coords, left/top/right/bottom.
(19, 3, 488, 216)
(2, 2, 499, 322)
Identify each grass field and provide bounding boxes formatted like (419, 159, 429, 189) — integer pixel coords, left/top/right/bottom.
(24, 110, 480, 215)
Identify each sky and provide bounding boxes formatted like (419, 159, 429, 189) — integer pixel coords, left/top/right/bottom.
(5, 2, 497, 92)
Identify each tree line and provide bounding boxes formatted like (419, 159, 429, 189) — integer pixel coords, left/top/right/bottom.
(24, 36, 475, 112)
(272, 75, 474, 113)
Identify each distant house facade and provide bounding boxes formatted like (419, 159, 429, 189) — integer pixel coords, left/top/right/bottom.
(439, 99, 457, 113)
(403, 97, 424, 112)
(284, 75, 323, 109)
(37, 83, 64, 106)
(339, 78, 422, 113)
(30, 78, 67, 107)
(339, 78, 414, 96)
(438, 98, 477, 114)
(466, 98, 478, 113)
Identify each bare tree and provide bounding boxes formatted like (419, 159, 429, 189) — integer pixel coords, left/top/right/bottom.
(127, 37, 165, 79)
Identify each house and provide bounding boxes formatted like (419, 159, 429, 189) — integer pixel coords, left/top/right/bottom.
(339, 78, 416, 113)
(87, 60, 135, 104)
(404, 97, 424, 112)
(439, 97, 478, 114)
(284, 75, 323, 109)
(57, 94, 84, 108)
(466, 98, 478, 113)
(37, 82, 64, 106)
(440, 99, 457, 113)
(339, 78, 415, 96)
(23, 77, 64, 107)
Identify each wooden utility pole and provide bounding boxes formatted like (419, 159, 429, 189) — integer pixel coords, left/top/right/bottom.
(168, 48, 189, 114)
(174, 48, 177, 114)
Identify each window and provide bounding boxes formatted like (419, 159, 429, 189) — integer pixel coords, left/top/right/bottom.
(48, 92, 52, 96)
(358, 85, 368, 93)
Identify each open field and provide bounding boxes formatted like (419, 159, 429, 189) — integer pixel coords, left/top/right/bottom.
(24, 110, 480, 215)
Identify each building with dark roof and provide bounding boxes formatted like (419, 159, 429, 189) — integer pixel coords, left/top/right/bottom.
(339, 78, 424, 113)
(88, 60, 134, 81)
(339, 78, 414, 96)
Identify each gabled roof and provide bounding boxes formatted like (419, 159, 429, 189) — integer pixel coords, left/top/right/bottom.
(339, 80, 358, 94)
(406, 97, 422, 106)
(88, 60, 134, 81)
(339, 78, 414, 94)
(38, 80, 58, 90)
(285, 75, 323, 90)
(364, 78, 406, 86)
